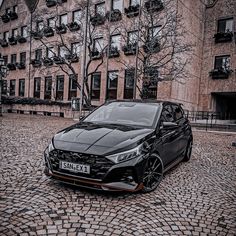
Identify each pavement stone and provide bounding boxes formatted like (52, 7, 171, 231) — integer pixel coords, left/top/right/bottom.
(0, 114, 236, 236)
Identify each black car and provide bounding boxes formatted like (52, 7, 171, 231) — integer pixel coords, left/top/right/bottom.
(44, 100, 193, 192)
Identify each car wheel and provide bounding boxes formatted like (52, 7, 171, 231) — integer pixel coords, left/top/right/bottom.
(142, 154, 163, 193)
(183, 139, 193, 162)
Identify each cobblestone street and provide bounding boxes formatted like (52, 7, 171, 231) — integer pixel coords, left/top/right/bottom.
(0, 114, 236, 236)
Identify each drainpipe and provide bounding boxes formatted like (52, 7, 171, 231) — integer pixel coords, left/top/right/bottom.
(28, 12, 33, 98)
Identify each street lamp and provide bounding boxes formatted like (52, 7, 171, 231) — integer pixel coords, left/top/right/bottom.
(0, 57, 9, 117)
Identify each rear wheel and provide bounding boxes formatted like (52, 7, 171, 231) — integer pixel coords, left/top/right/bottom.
(183, 139, 193, 162)
(142, 154, 163, 193)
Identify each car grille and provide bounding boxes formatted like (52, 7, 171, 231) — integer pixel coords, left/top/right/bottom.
(48, 150, 114, 180)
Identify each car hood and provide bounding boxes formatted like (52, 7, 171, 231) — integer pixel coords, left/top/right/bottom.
(53, 122, 154, 156)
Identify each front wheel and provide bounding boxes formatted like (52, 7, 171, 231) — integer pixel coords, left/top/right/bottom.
(142, 154, 163, 193)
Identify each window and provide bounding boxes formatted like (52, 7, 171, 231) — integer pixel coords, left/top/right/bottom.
(19, 79, 25, 97)
(60, 14, 68, 25)
(37, 21, 44, 31)
(11, 54, 17, 64)
(72, 43, 80, 55)
(13, 5, 18, 13)
(214, 55, 230, 70)
(95, 2, 105, 16)
(112, 0, 123, 11)
(130, 0, 140, 6)
(73, 10, 81, 23)
(148, 26, 161, 40)
(171, 104, 184, 121)
(107, 71, 118, 99)
(217, 18, 233, 33)
(34, 77, 41, 98)
(124, 69, 134, 99)
(68, 74, 77, 100)
(12, 28, 18, 37)
(35, 49, 42, 60)
(91, 73, 101, 100)
(47, 18, 55, 28)
(47, 47, 54, 58)
(110, 34, 121, 49)
(128, 31, 138, 44)
(161, 105, 174, 122)
(21, 26, 27, 37)
(56, 75, 64, 100)
(3, 56, 8, 64)
(3, 31, 9, 40)
(44, 76, 52, 99)
(20, 52, 26, 63)
(10, 80, 16, 96)
(93, 37, 104, 52)
(59, 46, 68, 57)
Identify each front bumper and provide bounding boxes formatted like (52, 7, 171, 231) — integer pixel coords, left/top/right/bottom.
(44, 152, 147, 192)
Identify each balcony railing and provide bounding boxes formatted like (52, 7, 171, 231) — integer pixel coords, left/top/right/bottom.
(67, 22, 80, 32)
(143, 39, 160, 53)
(8, 36, 17, 45)
(106, 9, 122, 22)
(145, 0, 164, 13)
(90, 50, 103, 60)
(214, 31, 234, 43)
(44, 27, 54, 37)
(53, 56, 65, 64)
(7, 63, 17, 70)
(124, 5, 140, 18)
(56, 24, 67, 34)
(32, 31, 43, 40)
(43, 57, 54, 66)
(108, 46, 120, 58)
(90, 14, 106, 26)
(65, 54, 79, 63)
(16, 62, 26, 69)
(0, 39, 8, 47)
(122, 43, 137, 55)
(8, 11, 18, 20)
(1, 13, 10, 23)
(31, 59, 42, 68)
(17, 35, 27, 43)
(209, 68, 232, 79)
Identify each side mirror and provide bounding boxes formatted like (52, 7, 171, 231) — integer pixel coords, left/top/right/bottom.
(161, 121, 178, 130)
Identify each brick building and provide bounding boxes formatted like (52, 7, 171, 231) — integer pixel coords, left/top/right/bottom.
(0, 0, 235, 117)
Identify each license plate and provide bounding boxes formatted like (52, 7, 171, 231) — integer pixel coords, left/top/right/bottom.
(60, 161, 90, 174)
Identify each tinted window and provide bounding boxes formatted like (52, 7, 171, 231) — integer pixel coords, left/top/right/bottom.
(172, 104, 184, 121)
(161, 105, 174, 122)
(84, 102, 160, 127)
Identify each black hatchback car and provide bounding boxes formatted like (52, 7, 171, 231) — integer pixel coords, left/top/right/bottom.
(44, 100, 192, 192)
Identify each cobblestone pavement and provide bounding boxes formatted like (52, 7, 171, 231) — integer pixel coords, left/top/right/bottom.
(0, 114, 236, 236)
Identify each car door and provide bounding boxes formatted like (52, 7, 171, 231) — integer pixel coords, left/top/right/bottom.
(155, 104, 180, 166)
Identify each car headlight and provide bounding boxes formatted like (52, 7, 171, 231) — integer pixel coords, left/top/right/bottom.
(44, 141, 54, 158)
(106, 144, 143, 164)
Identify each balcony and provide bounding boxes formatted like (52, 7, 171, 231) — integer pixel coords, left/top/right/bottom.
(16, 62, 26, 69)
(214, 31, 234, 43)
(1, 13, 10, 23)
(0, 39, 8, 47)
(43, 57, 54, 66)
(143, 39, 160, 53)
(106, 9, 122, 22)
(90, 14, 106, 26)
(44, 27, 54, 37)
(56, 24, 67, 34)
(108, 46, 120, 58)
(17, 35, 27, 43)
(123, 43, 137, 56)
(90, 50, 103, 60)
(32, 31, 43, 40)
(209, 68, 232, 79)
(67, 22, 80, 32)
(7, 63, 17, 70)
(8, 36, 17, 45)
(46, 0, 57, 7)
(8, 11, 18, 20)
(53, 56, 65, 64)
(145, 0, 164, 13)
(65, 54, 79, 63)
(31, 59, 42, 68)
(124, 5, 140, 18)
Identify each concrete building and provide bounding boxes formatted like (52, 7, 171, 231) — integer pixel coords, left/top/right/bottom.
(0, 0, 235, 118)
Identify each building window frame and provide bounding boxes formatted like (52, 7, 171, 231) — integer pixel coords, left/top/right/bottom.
(19, 79, 25, 97)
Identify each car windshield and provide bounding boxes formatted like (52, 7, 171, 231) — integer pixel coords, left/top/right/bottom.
(84, 102, 160, 127)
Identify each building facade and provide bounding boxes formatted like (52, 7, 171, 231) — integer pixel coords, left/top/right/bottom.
(0, 0, 235, 117)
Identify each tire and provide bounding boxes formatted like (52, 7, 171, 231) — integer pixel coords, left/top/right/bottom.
(142, 154, 164, 193)
(183, 139, 193, 162)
